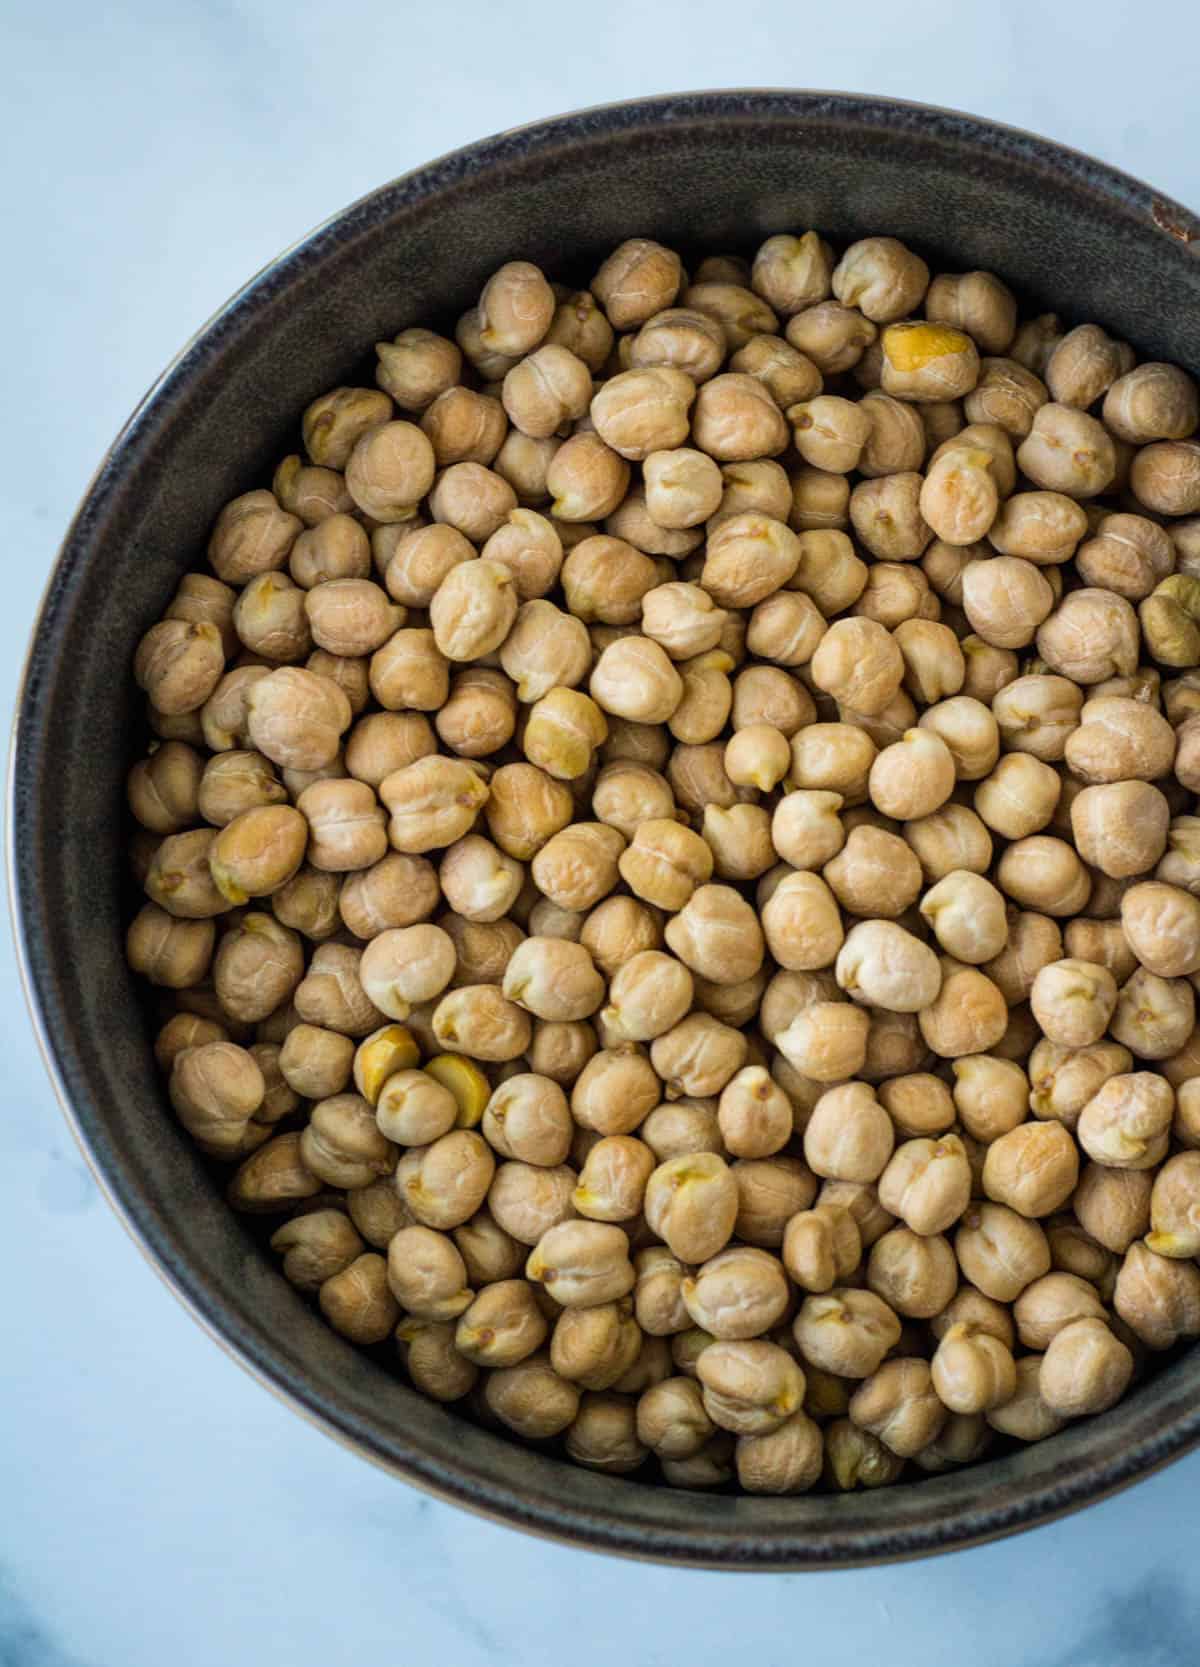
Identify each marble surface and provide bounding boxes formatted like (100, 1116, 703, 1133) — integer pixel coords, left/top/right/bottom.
(6, 3, 1200, 1661)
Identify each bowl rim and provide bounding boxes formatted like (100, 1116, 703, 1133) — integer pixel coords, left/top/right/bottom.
(11, 87, 1200, 1570)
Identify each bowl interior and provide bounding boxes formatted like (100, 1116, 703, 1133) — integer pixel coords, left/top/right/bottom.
(14, 91, 1200, 1568)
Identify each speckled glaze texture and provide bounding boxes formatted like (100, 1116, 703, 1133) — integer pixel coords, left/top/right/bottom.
(11, 91, 1200, 1570)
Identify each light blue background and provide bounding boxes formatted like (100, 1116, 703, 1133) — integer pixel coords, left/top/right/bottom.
(6, 4, 1200, 1662)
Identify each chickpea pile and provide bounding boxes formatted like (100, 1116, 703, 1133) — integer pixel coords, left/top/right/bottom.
(127, 230, 1200, 1496)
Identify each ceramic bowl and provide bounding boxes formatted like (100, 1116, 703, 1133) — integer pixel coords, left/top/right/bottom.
(13, 90, 1200, 1568)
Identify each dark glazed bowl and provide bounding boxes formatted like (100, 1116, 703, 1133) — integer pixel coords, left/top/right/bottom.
(13, 91, 1200, 1569)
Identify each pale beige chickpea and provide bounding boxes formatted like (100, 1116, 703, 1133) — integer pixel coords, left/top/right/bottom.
(695, 1339, 806, 1436)
(1028, 957, 1118, 1049)
(687, 371, 789, 463)
(823, 824, 923, 919)
(546, 432, 631, 521)
(385, 1224, 474, 1322)
(341, 420, 435, 523)
(440, 915, 524, 988)
(525, 1219, 635, 1309)
(960, 634, 1019, 703)
(589, 368, 695, 462)
(701, 513, 801, 611)
(786, 301, 877, 377)
(638, 585, 727, 667)
(848, 1357, 947, 1459)
(436, 667, 517, 760)
(1114, 1240, 1200, 1350)
(1076, 514, 1175, 606)
(979, 1117, 1079, 1221)
(596, 951, 691, 1046)
(930, 1322, 1017, 1414)
(856, 391, 926, 479)
(829, 237, 929, 323)
(731, 668, 813, 741)
(1046, 1221, 1118, 1293)
(202, 803, 307, 906)
(382, 523, 473, 608)
(277, 1023, 354, 1100)
(143, 828, 230, 919)
(785, 395, 869, 475)
(921, 539, 981, 608)
(720, 725, 789, 797)
(523, 687, 608, 781)
(372, 330, 460, 416)
(931, 1290, 1014, 1352)
(1071, 783, 1170, 883)
(270, 1208, 364, 1295)
(394, 1129, 496, 1233)
(668, 649, 735, 745)
(918, 960, 1008, 1059)
(951, 1055, 1030, 1143)
(572, 1135, 656, 1224)
(1121, 880, 1200, 977)
(793, 1287, 901, 1380)
(425, 558, 517, 662)
(1045, 322, 1124, 408)
(758, 870, 842, 974)
(997, 836, 1091, 917)
(710, 1067, 789, 1161)
(973, 753, 1061, 842)
(853, 563, 937, 632)
(300, 1092, 395, 1190)
(633, 1245, 692, 1336)
(372, 1064, 455, 1144)
(750, 230, 834, 316)
(651, 1011, 748, 1102)
(867, 1227, 958, 1319)
(733, 1408, 824, 1495)
(493, 429, 559, 504)
(775, 1002, 869, 1086)
(1102, 361, 1199, 444)
(435, 835, 522, 926)
(635, 1375, 715, 1460)
(920, 447, 1000, 546)
(317, 1253, 401, 1344)
(499, 936, 603, 1024)
(295, 778, 387, 875)
(431, 985, 530, 1063)
(730, 1156, 816, 1248)
(682, 280, 778, 351)
(544, 290, 614, 374)
(500, 344, 591, 440)
(168, 1040, 266, 1158)
(379, 756, 489, 855)
(789, 528, 867, 615)
(472, 260, 555, 358)
(587, 634, 682, 725)
(212, 912, 304, 1023)
(680, 1245, 789, 1342)
(916, 870, 1008, 967)
(729, 334, 822, 410)
(744, 593, 826, 672)
(1036, 588, 1139, 686)
(242, 665, 351, 774)
(570, 1044, 661, 1136)
(579, 900, 662, 985)
(1066, 698, 1175, 785)
(987, 489, 1087, 567)
(531, 822, 624, 913)
(128, 740, 206, 835)
(878, 1073, 956, 1140)
(605, 487, 704, 558)
(301, 579, 401, 661)
(618, 818, 713, 911)
(1016, 403, 1117, 498)
(560, 534, 658, 627)
(807, 618, 903, 719)
(589, 763, 673, 844)
(706, 461, 793, 533)
(480, 508, 564, 601)
(789, 723, 877, 807)
(963, 356, 1048, 438)
(992, 675, 1083, 763)
(1013, 1272, 1107, 1351)
(154, 1012, 230, 1073)
(1036, 1317, 1133, 1418)
(801, 1082, 894, 1185)
(848, 473, 932, 562)
(984, 1354, 1066, 1441)
(196, 748, 290, 829)
(338, 850, 439, 939)
(1064, 919, 1138, 985)
(868, 729, 956, 822)
(878, 1134, 972, 1236)
(639, 448, 722, 531)
(1076, 1071, 1173, 1170)
(770, 789, 844, 871)
(486, 1160, 577, 1246)
(133, 619, 225, 717)
(448, 1279, 548, 1371)
(783, 1204, 861, 1293)
(834, 919, 941, 1013)
(126, 903, 215, 991)
(207, 488, 302, 585)
(483, 1352, 581, 1441)
(552, 1303, 642, 1397)
(960, 555, 1054, 650)
(591, 239, 682, 330)
(889, 630, 964, 715)
(640, 1151, 740, 1265)
(955, 1202, 1050, 1301)
(1146, 1151, 1200, 1257)
(484, 762, 573, 861)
